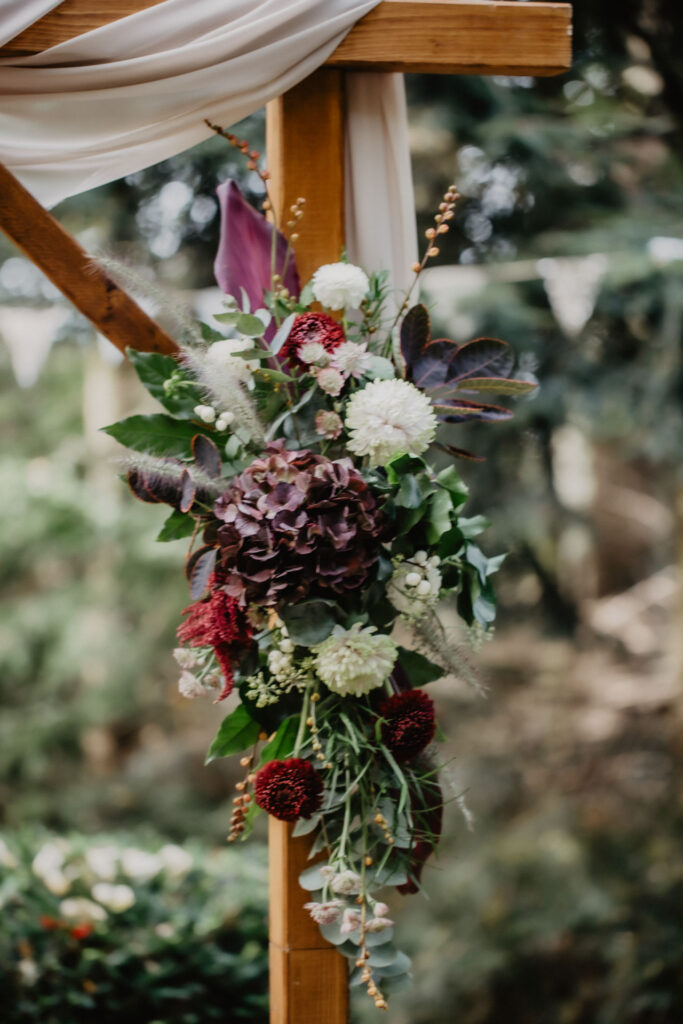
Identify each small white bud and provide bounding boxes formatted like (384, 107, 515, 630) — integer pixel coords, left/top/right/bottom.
(404, 572, 422, 588)
(417, 580, 432, 596)
(193, 404, 216, 423)
(279, 638, 294, 653)
(413, 550, 428, 565)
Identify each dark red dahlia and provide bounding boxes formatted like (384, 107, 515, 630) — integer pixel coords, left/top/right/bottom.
(280, 312, 345, 366)
(176, 575, 253, 701)
(213, 440, 384, 606)
(378, 689, 436, 762)
(253, 758, 323, 821)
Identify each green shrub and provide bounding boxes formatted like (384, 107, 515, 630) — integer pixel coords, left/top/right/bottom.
(0, 832, 268, 1023)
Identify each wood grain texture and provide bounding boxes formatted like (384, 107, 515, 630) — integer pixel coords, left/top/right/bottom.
(1, 0, 168, 56)
(0, 163, 178, 357)
(329, 0, 572, 76)
(266, 69, 345, 286)
(0, 0, 571, 76)
(269, 818, 349, 1024)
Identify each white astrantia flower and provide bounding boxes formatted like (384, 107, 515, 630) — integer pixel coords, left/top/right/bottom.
(331, 340, 372, 379)
(315, 409, 343, 440)
(204, 338, 259, 381)
(92, 882, 136, 913)
(304, 900, 345, 925)
(345, 379, 437, 467)
(178, 670, 205, 699)
(329, 870, 362, 895)
(388, 554, 442, 619)
(340, 907, 363, 935)
(173, 647, 198, 670)
(315, 366, 345, 396)
(311, 262, 369, 309)
(298, 340, 328, 365)
(314, 624, 397, 697)
(59, 897, 107, 923)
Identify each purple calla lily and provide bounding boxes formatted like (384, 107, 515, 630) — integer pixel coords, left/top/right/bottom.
(214, 181, 300, 326)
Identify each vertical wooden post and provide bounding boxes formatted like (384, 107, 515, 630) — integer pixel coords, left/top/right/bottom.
(266, 67, 349, 1024)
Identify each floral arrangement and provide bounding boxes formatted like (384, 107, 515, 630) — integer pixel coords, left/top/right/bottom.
(103, 128, 535, 1008)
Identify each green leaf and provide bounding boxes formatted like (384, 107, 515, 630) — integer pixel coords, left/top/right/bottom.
(270, 312, 297, 356)
(103, 414, 206, 458)
(458, 515, 490, 539)
(259, 715, 300, 765)
(396, 474, 423, 510)
(454, 376, 536, 395)
(364, 355, 396, 380)
(396, 647, 444, 686)
(236, 313, 268, 337)
(299, 281, 315, 305)
(127, 350, 197, 418)
(436, 465, 469, 506)
(199, 320, 225, 341)
(205, 704, 260, 763)
(386, 453, 427, 485)
(253, 367, 294, 384)
(281, 600, 338, 646)
(156, 509, 196, 542)
(426, 488, 453, 544)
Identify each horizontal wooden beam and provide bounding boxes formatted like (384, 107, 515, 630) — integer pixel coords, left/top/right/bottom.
(329, 0, 572, 76)
(0, 163, 178, 357)
(1, 0, 571, 76)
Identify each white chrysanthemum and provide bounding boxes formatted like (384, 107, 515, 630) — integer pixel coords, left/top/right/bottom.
(331, 341, 372, 379)
(311, 262, 369, 309)
(388, 554, 442, 619)
(345, 379, 437, 467)
(314, 624, 397, 697)
(204, 338, 258, 381)
(92, 882, 136, 913)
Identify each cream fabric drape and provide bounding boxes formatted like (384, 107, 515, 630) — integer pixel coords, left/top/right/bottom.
(0, 0, 417, 290)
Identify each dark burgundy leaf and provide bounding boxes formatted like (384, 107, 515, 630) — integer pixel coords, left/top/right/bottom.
(434, 398, 513, 423)
(179, 469, 196, 514)
(214, 181, 300, 321)
(443, 336, 514, 384)
(434, 442, 485, 462)
(400, 304, 431, 377)
(192, 434, 222, 478)
(127, 467, 184, 507)
(185, 545, 217, 600)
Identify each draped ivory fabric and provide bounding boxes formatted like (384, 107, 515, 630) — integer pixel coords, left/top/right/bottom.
(0, 0, 417, 292)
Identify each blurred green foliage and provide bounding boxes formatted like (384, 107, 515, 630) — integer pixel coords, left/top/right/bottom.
(0, 1, 681, 1021)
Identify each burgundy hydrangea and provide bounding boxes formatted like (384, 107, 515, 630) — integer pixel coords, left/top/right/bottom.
(378, 689, 436, 762)
(254, 758, 323, 821)
(213, 441, 384, 607)
(176, 575, 253, 701)
(280, 312, 345, 366)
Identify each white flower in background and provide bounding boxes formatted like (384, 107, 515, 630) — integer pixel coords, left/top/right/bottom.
(331, 341, 372, 379)
(159, 844, 193, 878)
(59, 897, 107, 922)
(329, 870, 362, 895)
(205, 338, 259, 381)
(311, 262, 369, 309)
(366, 914, 394, 932)
(32, 840, 68, 878)
(178, 670, 206, 699)
(315, 366, 345, 396)
(85, 845, 120, 881)
(155, 921, 176, 940)
(304, 900, 344, 925)
(388, 553, 442, 618)
(314, 409, 343, 440)
(92, 882, 136, 913)
(298, 340, 329, 365)
(345, 379, 437, 467)
(193, 403, 216, 423)
(314, 624, 397, 697)
(0, 838, 18, 869)
(121, 848, 163, 883)
(340, 907, 363, 935)
(42, 871, 71, 896)
(17, 959, 39, 986)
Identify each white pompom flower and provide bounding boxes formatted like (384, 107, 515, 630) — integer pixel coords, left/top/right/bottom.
(311, 262, 369, 310)
(314, 624, 397, 697)
(345, 379, 437, 467)
(331, 340, 372, 379)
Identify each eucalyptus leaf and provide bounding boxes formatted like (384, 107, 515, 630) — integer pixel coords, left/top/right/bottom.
(368, 943, 399, 968)
(298, 864, 327, 891)
(374, 951, 412, 978)
(205, 704, 260, 764)
(236, 313, 268, 337)
(364, 355, 396, 380)
(270, 312, 297, 356)
(291, 814, 320, 838)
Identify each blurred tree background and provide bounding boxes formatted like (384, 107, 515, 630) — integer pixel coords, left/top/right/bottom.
(1, 0, 682, 1020)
